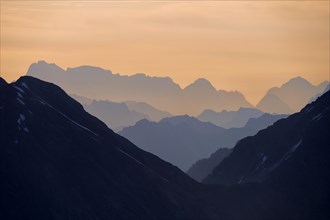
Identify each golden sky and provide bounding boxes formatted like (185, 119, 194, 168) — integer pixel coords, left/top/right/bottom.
(1, 0, 329, 104)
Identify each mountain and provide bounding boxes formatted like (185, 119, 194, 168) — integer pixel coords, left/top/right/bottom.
(186, 148, 232, 182)
(2, 75, 328, 219)
(0, 76, 213, 220)
(0, 77, 7, 87)
(185, 113, 286, 182)
(120, 113, 287, 171)
(70, 93, 93, 105)
(202, 90, 330, 219)
(197, 107, 264, 128)
(256, 94, 293, 114)
(309, 83, 330, 103)
(204, 90, 330, 186)
(244, 113, 288, 130)
(257, 76, 329, 113)
(120, 116, 226, 171)
(83, 100, 150, 131)
(125, 101, 172, 122)
(70, 94, 171, 130)
(26, 61, 253, 115)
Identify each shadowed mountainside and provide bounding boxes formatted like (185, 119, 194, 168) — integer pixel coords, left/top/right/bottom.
(1, 76, 329, 219)
(0, 76, 213, 220)
(205, 90, 330, 186)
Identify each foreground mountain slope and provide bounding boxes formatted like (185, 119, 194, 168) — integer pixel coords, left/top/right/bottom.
(204, 90, 330, 186)
(201, 91, 330, 219)
(0, 76, 212, 220)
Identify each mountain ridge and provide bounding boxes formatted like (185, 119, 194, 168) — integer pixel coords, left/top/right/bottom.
(26, 60, 253, 115)
(120, 113, 287, 171)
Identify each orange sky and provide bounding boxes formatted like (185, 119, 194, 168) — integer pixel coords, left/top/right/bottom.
(1, 0, 329, 104)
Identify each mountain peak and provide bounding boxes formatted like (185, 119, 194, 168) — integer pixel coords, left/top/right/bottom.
(26, 60, 65, 75)
(185, 78, 215, 91)
(257, 94, 293, 114)
(161, 114, 195, 123)
(193, 78, 214, 87)
(284, 76, 312, 87)
(0, 77, 8, 89)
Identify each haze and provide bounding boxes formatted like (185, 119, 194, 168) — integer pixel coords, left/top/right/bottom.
(1, 0, 329, 104)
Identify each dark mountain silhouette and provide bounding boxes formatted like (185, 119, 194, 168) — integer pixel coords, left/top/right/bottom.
(1, 76, 329, 220)
(204, 90, 330, 186)
(0, 77, 7, 87)
(26, 61, 253, 115)
(197, 107, 264, 128)
(202, 91, 330, 219)
(0, 76, 213, 220)
(83, 100, 150, 131)
(257, 76, 329, 113)
(186, 148, 232, 182)
(120, 113, 287, 171)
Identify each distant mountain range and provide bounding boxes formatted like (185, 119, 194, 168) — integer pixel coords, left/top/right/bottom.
(26, 61, 253, 115)
(197, 107, 264, 128)
(81, 99, 171, 131)
(83, 100, 150, 131)
(120, 113, 287, 171)
(257, 76, 328, 114)
(26, 61, 329, 116)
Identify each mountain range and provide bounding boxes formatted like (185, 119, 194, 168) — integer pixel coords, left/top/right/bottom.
(82, 99, 171, 131)
(197, 107, 264, 128)
(119, 113, 287, 171)
(257, 76, 328, 114)
(26, 61, 253, 115)
(26, 61, 329, 116)
(1, 75, 329, 219)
